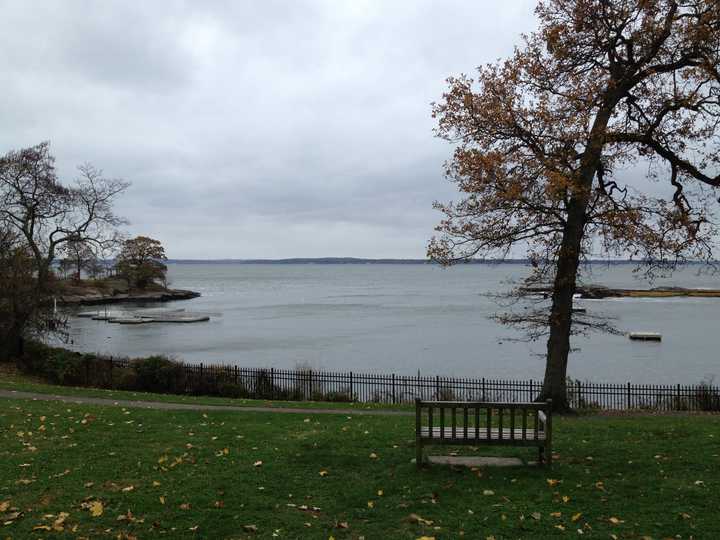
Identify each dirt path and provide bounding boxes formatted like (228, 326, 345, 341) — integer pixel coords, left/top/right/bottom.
(0, 389, 413, 416)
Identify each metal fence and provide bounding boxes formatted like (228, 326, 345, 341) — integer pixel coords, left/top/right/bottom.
(100, 357, 720, 411)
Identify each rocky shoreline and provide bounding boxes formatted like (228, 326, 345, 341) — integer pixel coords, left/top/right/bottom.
(57, 288, 201, 306)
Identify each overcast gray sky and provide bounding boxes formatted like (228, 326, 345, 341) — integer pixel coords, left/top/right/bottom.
(1, 1, 539, 259)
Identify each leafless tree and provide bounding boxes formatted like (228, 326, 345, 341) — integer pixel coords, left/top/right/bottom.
(0, 141, 129, 291)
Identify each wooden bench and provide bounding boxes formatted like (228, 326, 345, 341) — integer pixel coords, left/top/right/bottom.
(415, 399, 553, 467)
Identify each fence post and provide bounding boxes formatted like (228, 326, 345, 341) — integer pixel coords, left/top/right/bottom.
(577, 380, 582, 408)
(392, 373, 396, 404)
(435, 375, 440, 400)
(626, 382, 631, 409)
(349, 372, 354, 401)
(482, 377, 486, 400)
(235, 365, 238, 385)
(676, 383, 681, 411)
(271, 368, 275, 399)
(528, 379, 533, 401)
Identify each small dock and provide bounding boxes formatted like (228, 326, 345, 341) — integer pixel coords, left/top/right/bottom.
(75, 308, 212, 325)
(629, 332, 662, 342)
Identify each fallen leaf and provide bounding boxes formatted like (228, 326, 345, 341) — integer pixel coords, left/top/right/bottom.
(406, 513, 434, 526)
(367, 501, 374, 508)
(608, 517, 624, 525)
(571, 512, 582, 522)
(483, 490, 495, 496)
(53, 512, 68, 531)
(369, 453, 378, 459)
(2, 511, 22, 524)
(546, 479, 560, 487)
(531, 512, 541, 520)
(253, 461, 263, 467)
(89, 501, 103, 517)
(159, 496, 165, 505)
(319, 470, 329, 477)
(180, 503, 191, 510)
(0, 501, 9, 512)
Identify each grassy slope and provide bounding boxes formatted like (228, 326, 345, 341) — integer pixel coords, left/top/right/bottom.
(1, 397, 718, 539)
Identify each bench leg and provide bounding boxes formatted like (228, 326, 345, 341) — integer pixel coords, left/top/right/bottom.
(538, 445, 545, 466)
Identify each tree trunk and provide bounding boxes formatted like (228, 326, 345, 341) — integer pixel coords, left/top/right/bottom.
(537, 98, 617, 412)
(539, 197, 587, 411)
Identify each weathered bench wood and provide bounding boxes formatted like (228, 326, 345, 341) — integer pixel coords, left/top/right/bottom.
(415, 399, 553, 467)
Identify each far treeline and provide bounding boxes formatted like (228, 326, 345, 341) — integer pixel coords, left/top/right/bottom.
(166, 258, 715, 265)
(0, 142, 168, 359)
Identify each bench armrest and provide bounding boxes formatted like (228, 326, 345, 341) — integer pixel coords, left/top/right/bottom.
(538, 399, 552, 432)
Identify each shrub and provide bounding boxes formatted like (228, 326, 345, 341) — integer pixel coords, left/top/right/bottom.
(113, 367, 138, 390)
(253, 369, 277, 399)
(18, 343, 88, 385)
(132, 356, 186, 394)
(217, 381, 249, 398)
(692, 378, 720, 412)
(314, 389, 353, 402)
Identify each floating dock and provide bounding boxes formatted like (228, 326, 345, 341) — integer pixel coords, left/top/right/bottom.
(108, 315, 210, 324)
(75, 308, 210, 324)
(629, 332, 662, 342)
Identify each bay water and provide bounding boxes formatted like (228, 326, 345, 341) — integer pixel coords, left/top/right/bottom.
(65, 263, 720, 385)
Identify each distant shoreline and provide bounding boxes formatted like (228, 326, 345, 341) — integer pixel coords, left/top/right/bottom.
(163, 257, 716, 265)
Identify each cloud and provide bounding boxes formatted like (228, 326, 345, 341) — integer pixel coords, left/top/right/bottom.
(0, 0, 538, 258)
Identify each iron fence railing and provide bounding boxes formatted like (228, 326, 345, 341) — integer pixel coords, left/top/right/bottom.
(94, 357, 720, 411)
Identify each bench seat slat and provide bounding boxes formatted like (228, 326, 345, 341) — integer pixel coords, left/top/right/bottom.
(420, 427, 545, 441)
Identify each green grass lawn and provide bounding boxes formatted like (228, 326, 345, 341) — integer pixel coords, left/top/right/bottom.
(1, 397, 718, 539)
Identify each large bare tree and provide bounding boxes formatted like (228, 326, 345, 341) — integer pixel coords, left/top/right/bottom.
(0, 142, 129, 290)
(429, 0, 720, 409)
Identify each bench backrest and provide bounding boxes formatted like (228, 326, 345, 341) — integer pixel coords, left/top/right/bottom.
(415, 399, 552, 442)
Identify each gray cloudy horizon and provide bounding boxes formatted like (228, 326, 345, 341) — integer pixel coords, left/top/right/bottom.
(1, 1, 540, 259)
